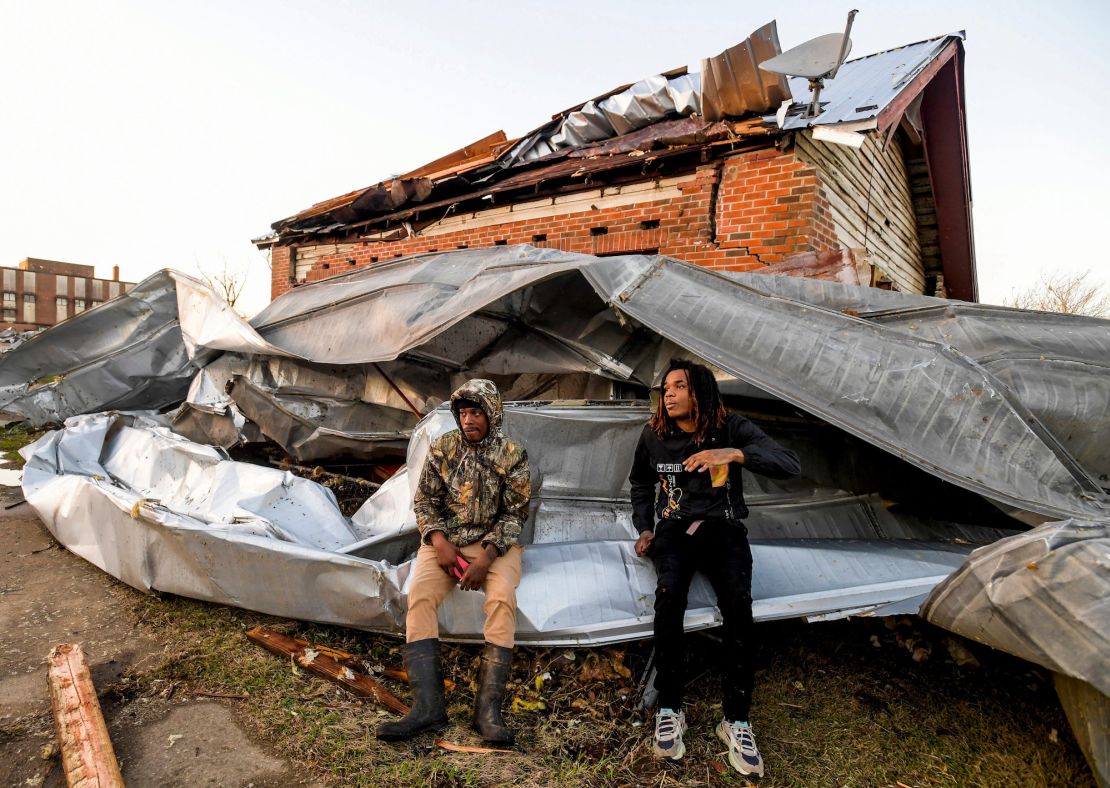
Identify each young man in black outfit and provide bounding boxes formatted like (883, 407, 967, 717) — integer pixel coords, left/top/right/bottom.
(630, 359, 800, 777)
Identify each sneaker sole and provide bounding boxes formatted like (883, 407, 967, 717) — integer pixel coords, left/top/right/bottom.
(654, 721, 687, 761)
(716, 723, 764, 777)
(653, 740, 685, 761)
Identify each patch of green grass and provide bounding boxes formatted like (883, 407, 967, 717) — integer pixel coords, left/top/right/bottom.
(0, 423, 44, 466)
(127, 594, 1095, 787)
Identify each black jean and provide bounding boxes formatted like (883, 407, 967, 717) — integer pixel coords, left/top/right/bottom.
(650, 518, 755, 721)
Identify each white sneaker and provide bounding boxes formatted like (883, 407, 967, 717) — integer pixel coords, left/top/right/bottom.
(652, 707, 687, 760)
(716, 719, 764, 777)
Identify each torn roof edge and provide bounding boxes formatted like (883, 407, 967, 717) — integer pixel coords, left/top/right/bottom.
(263, 28, 968, 240)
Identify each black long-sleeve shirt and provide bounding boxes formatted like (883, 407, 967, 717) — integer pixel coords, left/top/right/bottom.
(629, 413, 801, 533)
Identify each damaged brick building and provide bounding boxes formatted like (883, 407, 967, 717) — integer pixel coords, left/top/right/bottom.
(256, 26, 975, 304)
(2, 258, 134, 330)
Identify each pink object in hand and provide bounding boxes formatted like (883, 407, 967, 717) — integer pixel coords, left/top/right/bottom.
(451, 555, 470, 580)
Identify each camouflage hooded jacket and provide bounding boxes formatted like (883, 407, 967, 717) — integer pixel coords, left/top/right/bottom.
(413, 379, 530, 555)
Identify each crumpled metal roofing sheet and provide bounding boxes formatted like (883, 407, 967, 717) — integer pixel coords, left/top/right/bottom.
(0, 273, 194, 427)
(0, 270, 300, 428)
(509, 72, 705, 163)
(922, 520, 1110, 697)
(701, 20, 791, 122)
(510, 22, 788, 163)
(921, 520, 1110, 784)
(11, 247, 1110, 524)
(727, 273, 1110, 490)
(246, 247, 1110, 523)
(22, 406, 985, 645)
(584, 254, 1108, 522)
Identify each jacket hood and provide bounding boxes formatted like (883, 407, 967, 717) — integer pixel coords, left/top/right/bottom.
(450, 378, 503, 444)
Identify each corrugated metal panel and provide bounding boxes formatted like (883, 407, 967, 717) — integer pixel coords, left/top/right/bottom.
(701, 20, 791, 121)
(1054, 673, 1109, 787)
(923, 520, 1110, 697)
(21, 407, 988, 645)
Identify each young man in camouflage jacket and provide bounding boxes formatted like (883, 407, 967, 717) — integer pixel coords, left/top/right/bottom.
(378, 379, 530, 746)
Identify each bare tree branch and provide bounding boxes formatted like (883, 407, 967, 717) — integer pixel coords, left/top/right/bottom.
(1004, 269, 1109, 318)
(199, 257, 248, 309)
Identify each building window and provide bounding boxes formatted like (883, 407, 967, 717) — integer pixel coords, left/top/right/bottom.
(56, 296, 68, 310)
(2, 291, 14, 306)
(2, 308, 15, 322)
(91, 299, 102, 308)
(23, 293, 35, 303)
(74, 298, 86, 313)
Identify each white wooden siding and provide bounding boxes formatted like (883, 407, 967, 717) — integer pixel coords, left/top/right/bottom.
(293, 243, 357, 281)
(795, 131, 924, 293)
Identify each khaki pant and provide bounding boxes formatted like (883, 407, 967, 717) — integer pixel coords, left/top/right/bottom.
(406, 542, 523, 648)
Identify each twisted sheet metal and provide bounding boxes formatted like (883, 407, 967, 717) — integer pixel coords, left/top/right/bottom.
(23, 407, 988, 645)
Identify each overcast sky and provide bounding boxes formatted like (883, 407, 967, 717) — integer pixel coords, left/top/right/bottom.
(2, 1, 1107, 316)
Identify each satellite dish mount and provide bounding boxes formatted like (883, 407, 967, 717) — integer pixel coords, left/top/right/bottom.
(759, 10, 859, 119)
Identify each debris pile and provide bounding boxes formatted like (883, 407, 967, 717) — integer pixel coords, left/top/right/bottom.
(5, 246, 1108, 779)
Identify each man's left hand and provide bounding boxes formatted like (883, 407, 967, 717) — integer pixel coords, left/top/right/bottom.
(684, 447, 744, 472)
(459, 545, 498, 591)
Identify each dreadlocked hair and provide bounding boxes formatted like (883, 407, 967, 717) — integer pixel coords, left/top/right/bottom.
(650, 359, 727, 444)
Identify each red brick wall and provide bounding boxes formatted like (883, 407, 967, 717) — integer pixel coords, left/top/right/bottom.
(1, 267, 134, 328)
(709, 149, 837, 266)
(271, 146, 840, 299)
(270, 246, 292, 301)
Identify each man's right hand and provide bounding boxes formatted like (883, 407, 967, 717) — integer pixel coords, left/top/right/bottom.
(635, 530, 654, 557)
(430, 531, 462, 577)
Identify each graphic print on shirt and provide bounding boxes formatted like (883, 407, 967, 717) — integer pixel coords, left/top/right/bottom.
(661, 474, 683, 519)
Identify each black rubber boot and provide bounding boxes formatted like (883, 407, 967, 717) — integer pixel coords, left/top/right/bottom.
(472, 643, 515, 746)
(376, 638, 448, 741)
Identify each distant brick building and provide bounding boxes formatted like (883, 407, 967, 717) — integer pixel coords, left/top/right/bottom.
(257, 32, 974, 304)
(2, 258, 135, 330)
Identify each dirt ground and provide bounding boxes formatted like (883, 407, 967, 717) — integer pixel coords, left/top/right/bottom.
(0, 478, 322, 788)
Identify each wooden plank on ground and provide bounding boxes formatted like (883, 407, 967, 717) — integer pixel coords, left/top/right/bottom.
(245, 626, 409, 715)
(46, 643, 125, 788)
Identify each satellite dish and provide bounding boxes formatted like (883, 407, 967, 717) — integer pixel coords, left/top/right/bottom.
(759, 10, 858, 118)
(759, 33, 851, 80)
